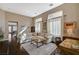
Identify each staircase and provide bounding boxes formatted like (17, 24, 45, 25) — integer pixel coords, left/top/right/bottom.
(18, 26, 31, 44)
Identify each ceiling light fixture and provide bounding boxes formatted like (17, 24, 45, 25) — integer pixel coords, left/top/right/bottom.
(35, 12, 37, 14)
(49, 3, 53, 6)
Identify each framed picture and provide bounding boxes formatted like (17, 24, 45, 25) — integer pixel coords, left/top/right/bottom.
(64, 22, 76, 29)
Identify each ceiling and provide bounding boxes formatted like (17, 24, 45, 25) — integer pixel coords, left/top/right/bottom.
(0, 3, 63, 17)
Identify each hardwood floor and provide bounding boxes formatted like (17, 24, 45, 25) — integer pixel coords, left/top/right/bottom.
(0, 38, 29, 55)
(0, 40, 9, 55)
(0, 39, 60, 55)
(9, 45, 29, 55)
(20, 47, 29, 55)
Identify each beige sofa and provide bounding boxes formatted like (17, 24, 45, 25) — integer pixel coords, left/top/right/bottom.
(31, 33, 49, 47)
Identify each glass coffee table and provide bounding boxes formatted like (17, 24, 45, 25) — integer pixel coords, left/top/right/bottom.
(31, 36, 47, 48)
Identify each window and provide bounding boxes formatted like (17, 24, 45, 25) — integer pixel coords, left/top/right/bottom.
(35, 18, 42, 33)
(49, 18, 61, 36)
(47, 11, 63, 36)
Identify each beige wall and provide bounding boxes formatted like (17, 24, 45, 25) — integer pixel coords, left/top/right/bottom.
(33, 3, 79, 36)
(0, 9, 33, 39)
(75, 4, 79, 35)
(0, 9, 6, 38)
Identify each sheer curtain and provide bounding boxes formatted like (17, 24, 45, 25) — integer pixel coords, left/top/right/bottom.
(35, 22, 41, 33)
(35, 18, 42, 33)
(47, 11, 63, 37)
(50, 17, 61, 36)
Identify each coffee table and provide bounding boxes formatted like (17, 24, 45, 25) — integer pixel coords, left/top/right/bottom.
(31, 36, 47, 48)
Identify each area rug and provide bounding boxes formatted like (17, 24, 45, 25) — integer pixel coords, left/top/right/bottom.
(21, 42, 57, 55)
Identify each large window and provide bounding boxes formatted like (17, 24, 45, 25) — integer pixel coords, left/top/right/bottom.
(47, 11, 63, 36)
(49, 18, 61, 36)
(35, 18, 42, 33)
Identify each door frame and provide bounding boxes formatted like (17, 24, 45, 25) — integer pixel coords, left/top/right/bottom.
(8, 21, 18, 39)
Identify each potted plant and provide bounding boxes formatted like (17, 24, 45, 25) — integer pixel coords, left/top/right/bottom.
(0, 34, 4, 40)
(0, 28, 4, 40)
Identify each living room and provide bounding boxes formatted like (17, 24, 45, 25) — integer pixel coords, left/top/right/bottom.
(0, 3, 79, 55)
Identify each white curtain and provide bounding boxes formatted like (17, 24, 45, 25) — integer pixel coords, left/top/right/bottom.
(47, 11, 63, 37)
(35, 18, 42, 33)
(52, 18, 61, 36)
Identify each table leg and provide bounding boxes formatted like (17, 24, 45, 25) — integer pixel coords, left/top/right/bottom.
(37, 42, 39, 48)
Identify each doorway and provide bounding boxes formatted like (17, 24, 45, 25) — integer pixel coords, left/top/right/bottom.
(8, 21, 18, 42)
